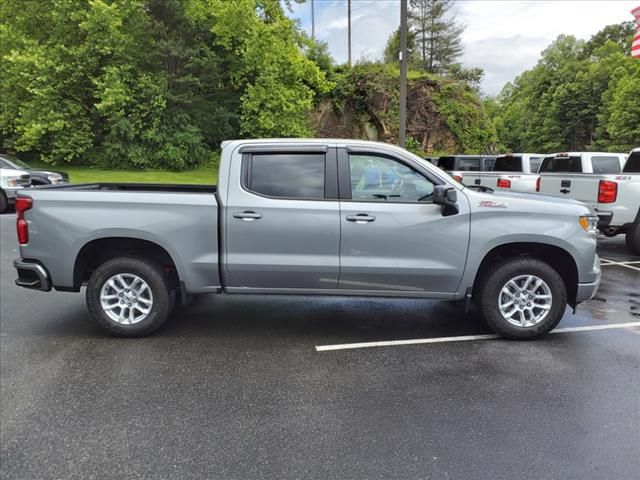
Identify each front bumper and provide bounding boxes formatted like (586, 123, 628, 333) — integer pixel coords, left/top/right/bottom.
(575, 255, 601, 303)
(3, 188, 21, 201)
(14, 259, 52, 291)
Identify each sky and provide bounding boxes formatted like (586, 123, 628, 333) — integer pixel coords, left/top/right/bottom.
(285, 0, 637, 95)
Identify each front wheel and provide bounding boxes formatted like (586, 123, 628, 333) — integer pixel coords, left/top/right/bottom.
(86, 256, 175, 337)
(625, 221, 640, 256)
(479, 258, 567, 339)
(0, 190, 7, 213)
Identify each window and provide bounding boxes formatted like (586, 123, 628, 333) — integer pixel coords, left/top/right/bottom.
(591, 156, 621, 174)
(458, 158, 481, 171)
(349, 154, 435, 202)
(624, 152, 640, 173)
(529, 157, 543, 173)
(540, 156, 582, 173)
(482, 158, 496, 171)
(493, 156, 522, 172)
(0, 159, 11, 169)
(245, 153, 325, 199)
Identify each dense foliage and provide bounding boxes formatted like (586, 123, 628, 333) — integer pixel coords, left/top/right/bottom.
(489, 22, 639, 153)
(0, 0, 329, 168)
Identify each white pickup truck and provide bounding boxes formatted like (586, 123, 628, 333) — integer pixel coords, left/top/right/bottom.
(537, 150, 638, 255)
(460, 153, 544, 192)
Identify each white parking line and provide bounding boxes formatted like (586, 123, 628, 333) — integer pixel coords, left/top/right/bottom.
(600, 259, 640, 272)
(315, 321, 640, 352)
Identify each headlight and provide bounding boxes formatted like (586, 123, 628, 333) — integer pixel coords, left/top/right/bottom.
(5, 176, 21, 187)
(579, 215, 598, 234)
(47, 174, 64, 184)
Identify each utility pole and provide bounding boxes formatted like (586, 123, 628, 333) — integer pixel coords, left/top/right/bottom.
(399, 0, 408, 147)
(311, 0, 315, 40)
(347, 0, 352, 65)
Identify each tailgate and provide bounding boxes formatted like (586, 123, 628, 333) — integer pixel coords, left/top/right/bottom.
(538, 174, 599, 203)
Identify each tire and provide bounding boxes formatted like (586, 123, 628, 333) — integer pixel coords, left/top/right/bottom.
(625, 221, 640, 257)
(86, 256, 175, 337)
(0, 190, 7, 213)
(478, 257, 567, 340)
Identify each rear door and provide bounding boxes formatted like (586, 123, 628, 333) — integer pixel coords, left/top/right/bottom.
(224, 147, 340, 290)
(337, 148, 470, 295)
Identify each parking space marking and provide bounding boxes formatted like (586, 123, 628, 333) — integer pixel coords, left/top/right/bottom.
(315, 321, 640, 352)
(600, 258, 640, 271)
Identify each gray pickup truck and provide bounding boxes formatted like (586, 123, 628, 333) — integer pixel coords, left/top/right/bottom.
(14, 139, 601, 339)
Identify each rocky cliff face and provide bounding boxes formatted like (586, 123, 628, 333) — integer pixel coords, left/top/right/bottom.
(314, 67, 495, 154)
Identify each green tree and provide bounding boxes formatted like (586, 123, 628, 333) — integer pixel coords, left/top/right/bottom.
(383, 27, 421, 68)
(409, 0, 464, 73)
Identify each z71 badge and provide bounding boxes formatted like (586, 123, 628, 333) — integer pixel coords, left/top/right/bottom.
(478, 200, 508, 208)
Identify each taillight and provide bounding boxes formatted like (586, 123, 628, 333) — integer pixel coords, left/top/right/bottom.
(497, 178, 511, 188)
(453, 174, 463, 182)
(535, 177, 541, 192)
(15, 196, 33, 244)
(598, 180, 617, 203)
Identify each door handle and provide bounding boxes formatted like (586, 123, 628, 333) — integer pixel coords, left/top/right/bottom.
(233, 211, 263, 221)
(346, 214, 376, 224)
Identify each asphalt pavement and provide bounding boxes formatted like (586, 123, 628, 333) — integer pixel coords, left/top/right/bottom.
(1, 211, 639, 480)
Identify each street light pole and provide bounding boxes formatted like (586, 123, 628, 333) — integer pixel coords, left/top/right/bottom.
(348, 0, 352, 66)
(399, 0, 408, 147)
(311, 0, 315, 40)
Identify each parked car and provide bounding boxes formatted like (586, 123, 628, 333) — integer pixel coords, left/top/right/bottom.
(14, 139, 600, 339)
(537, 149, 639, 255)
(428, 155, 496, 182)
(461, 153, 545, 192)
(0, 167, 31, 213)
(0, 153, 69, 185)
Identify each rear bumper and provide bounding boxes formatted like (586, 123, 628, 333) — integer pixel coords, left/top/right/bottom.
(14, 259, 52, 291)
(575, 255, 601, 303)
(596, 211, 613, 229)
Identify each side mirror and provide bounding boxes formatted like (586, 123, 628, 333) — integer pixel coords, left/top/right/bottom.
(433, 185, 459, 216)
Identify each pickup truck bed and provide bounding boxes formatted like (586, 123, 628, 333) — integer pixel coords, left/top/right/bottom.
(17, 183, 221, 295)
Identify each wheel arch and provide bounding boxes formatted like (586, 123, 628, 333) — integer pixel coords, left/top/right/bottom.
(472, 242, 579, 307)
(73, 237, 180, 291)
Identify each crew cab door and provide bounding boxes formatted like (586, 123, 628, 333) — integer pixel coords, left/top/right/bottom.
(337, 148, 470, 295)
(224, 147, 340, 290)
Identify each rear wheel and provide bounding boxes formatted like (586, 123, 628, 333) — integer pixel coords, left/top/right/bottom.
(479, 257, 567, 339)
(0, 190, 7, 213)
(86, 256, 174, 337)
(625, 221, 640, 256)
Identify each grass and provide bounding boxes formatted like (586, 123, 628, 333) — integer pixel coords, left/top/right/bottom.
(62, 163, 218, 185)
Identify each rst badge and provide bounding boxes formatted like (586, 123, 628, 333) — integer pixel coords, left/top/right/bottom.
(478, 200, 508, 208)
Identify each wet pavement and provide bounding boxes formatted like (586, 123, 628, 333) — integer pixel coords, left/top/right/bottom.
(1, 212, 638, 479)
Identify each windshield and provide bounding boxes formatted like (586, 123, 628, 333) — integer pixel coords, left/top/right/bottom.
(0, 154, 30, 169)
(623, 152, 640, 173)
(539, 156, 582, 173)
(493, 156, 522, 172)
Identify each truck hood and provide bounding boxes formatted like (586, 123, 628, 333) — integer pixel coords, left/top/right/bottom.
(464, 187, 593, 215)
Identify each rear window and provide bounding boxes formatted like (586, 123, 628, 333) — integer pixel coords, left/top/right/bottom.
(591, 156, 621, 174)
(623, 152, 640, 173)
(244, 153, 325, 199)
(458, 158, 481, 171)
(493, 156, 522, 172)
(529, 157, 543, 173)
(539, 156, 582, 173)
(436, 156, 455, 170)
(482, 158, 495, 171)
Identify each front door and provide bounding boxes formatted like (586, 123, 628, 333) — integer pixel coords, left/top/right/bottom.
(338, 150, 470, 295)
(224, 148, 340, 290)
